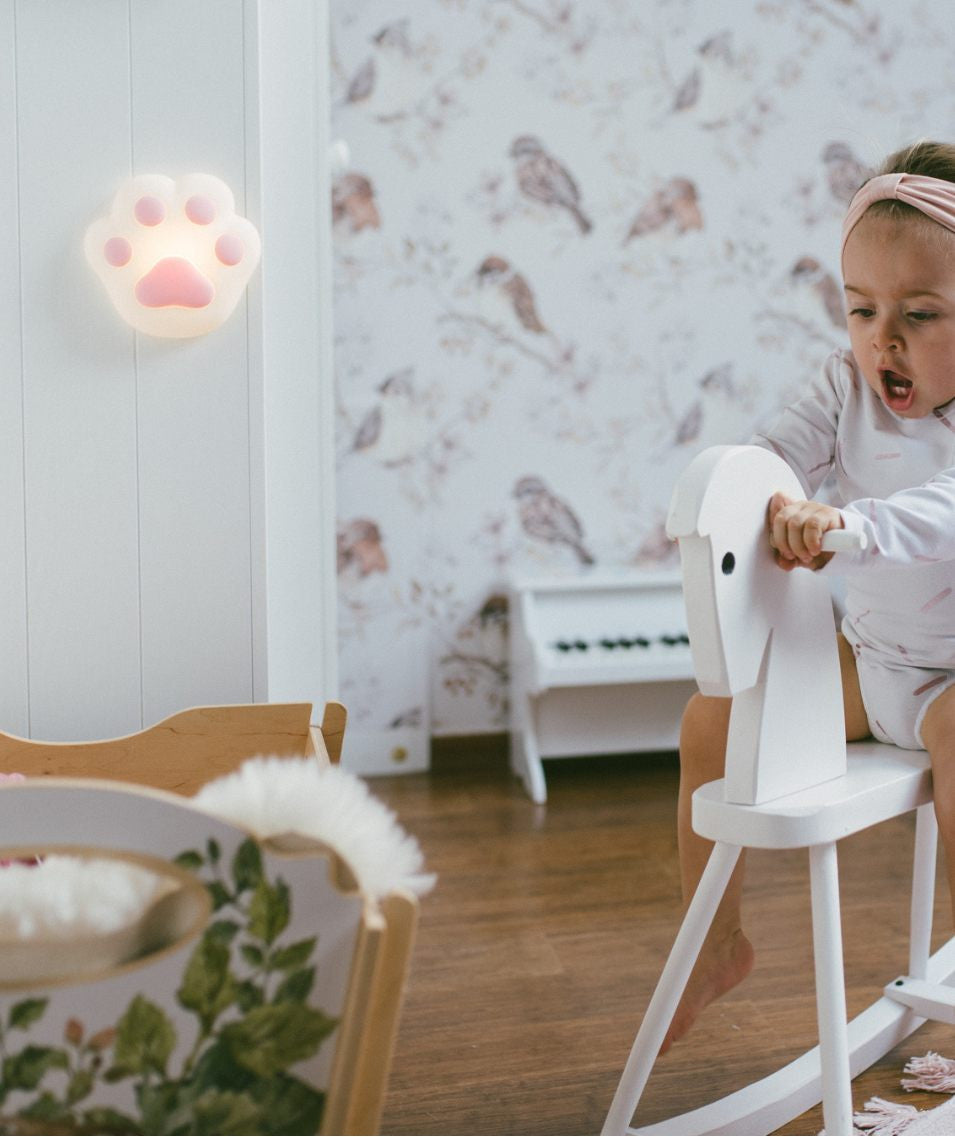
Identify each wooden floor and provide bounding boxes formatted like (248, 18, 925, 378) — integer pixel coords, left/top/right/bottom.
(369, 740, 955, 1136)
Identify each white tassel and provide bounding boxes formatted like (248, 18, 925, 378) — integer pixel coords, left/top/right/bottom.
(902, 1052, 955, 1094)
(854, 1096, 921, 1136)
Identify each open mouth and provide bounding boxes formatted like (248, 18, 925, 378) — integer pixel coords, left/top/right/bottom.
(881, 369, 915, 412)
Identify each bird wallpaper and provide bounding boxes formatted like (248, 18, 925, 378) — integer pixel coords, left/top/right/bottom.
(329, 0, 955, 741)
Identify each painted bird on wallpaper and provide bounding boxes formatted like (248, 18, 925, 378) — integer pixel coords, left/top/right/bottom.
(671, 30, 747, 127)
(352, 368, 419, 465)
(623, 177, 703, 243)
(790, 256, 847, 329)
(343, 19, 417, 115)
(476, 256, 547, 334)
(822, 141, 869, 204)
(337, 518, 389, 578)
(513, 476, 594, 565)
(332, 172, 381, 232)
(509, 135, 592, 235)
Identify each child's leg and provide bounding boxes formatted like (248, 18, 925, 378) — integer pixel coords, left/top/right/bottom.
(661, 690, 751, 1053)
(662, 633, 869, 1052)
(917, 685, 955, 922)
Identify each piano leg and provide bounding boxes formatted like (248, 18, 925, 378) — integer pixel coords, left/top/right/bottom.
(510, 695, 547, 804)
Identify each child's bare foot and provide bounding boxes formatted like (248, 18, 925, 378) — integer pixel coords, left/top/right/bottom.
(659, 928, 755, 1054)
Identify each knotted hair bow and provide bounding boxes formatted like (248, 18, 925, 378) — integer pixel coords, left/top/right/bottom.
(842, 172, 955, 260)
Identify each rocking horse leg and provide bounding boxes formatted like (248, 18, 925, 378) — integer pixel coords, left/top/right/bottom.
(808, 841, 853, 1137)
(909, 803, 938, 980)
(603, 841, 742, 1136)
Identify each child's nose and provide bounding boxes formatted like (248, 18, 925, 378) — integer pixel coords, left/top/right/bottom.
(872, 318, 902, 351)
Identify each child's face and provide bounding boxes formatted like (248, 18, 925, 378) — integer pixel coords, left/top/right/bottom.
(843, 212, 955, 417)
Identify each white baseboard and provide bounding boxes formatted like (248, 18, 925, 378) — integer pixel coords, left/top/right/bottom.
(338, 726, 430, 776)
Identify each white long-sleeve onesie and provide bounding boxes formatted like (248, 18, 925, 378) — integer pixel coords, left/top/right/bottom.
(752, 349, 955, 746)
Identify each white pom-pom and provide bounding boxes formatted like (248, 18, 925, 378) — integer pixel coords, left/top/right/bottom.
(193, 757, 436, 901)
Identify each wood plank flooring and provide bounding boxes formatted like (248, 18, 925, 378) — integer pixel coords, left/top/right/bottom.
(368, 741, 955, 1135)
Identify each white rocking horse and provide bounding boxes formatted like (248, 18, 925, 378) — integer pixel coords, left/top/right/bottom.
(603, 445, 955, 1136)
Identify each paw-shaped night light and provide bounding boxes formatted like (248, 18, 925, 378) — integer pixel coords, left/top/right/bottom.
(84, 174, 261, 338)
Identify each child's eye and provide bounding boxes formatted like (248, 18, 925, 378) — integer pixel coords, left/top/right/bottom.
(849, 307, 874, 319)
(908, 310, 937, 322)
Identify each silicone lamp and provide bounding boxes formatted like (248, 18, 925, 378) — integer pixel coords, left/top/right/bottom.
(84, 173, 261, 338)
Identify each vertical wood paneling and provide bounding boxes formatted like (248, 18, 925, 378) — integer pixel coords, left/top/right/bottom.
(0, 6, 28, 736)
(130, 0, 256, 723)
(16, 0, 141, 741)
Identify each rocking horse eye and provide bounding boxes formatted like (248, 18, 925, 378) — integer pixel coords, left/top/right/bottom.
(721, 552, 736, 575)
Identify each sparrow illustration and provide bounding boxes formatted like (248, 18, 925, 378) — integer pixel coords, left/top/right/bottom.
(332, 173, 381, 232)
(623, 178, 702, 242)
(476, 256, 547, 334)
(674, 400, 703, 447)
(345, 57, 376, 104)
(790, 256, 847, 329)
(671, 68, 701, 113)
(513, 476, 595, 565)
(337, 519, 388, 577)
(509, 135, 592, 235)
(352, 369, 418, 465)
(823, 142, 868, 204)
(699, 363, 736, 397)
(372, 18, 412, 54)
(673, 30, 746, 125)
(345, 19, 416, 112)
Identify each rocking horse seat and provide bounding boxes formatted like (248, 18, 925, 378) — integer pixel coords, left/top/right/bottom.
(694, 740, 932, 849)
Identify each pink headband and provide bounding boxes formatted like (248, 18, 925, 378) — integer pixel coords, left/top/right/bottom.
(842, 172, 955, 259)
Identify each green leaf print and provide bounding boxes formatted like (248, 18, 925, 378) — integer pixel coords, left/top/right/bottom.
(231, 838, 263, 893)
(247, 878, 290, 945)
(113, 995, 176, 1078)
(177, 933, 236, 1033)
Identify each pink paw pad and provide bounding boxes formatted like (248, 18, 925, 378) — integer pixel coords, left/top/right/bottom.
(215, 234, 244, 266)
(135, 195, 166, 226)
(185, 194, 216, 225)
(104, 237, 132, 267)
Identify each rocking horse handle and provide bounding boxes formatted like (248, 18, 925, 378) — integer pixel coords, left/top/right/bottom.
(820, 529, 868, 553)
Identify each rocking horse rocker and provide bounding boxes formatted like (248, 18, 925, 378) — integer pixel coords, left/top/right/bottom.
(603, 445, 955, 1136)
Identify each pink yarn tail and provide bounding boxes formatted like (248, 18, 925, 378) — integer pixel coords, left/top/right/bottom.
(853, 1096, 920, 1136)
(902, 1051, 955, 1094)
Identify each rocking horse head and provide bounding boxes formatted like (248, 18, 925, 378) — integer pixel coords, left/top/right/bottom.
(665, 445, 807, 696)
(666, 445, 847, 804)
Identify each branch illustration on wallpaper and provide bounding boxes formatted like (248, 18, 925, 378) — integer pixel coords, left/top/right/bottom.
(84, 173, 261, 339)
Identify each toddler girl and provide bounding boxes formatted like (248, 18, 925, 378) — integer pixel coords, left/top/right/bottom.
(667, 140, 955, 1052)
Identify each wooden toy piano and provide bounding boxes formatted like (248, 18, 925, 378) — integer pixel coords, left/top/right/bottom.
(509, 571, 696, 803)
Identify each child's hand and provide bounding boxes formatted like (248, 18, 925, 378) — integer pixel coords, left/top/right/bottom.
(768, 492, 844, 571)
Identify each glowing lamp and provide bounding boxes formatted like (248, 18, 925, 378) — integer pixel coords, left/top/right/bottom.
(85, 173, 261, 338)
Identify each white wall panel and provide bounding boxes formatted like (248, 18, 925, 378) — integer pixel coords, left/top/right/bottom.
(0, 1, 334, 743)
(129, 0, 256, 723)
(0, 7, 28, 736)
(16, 0, 142, 741)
